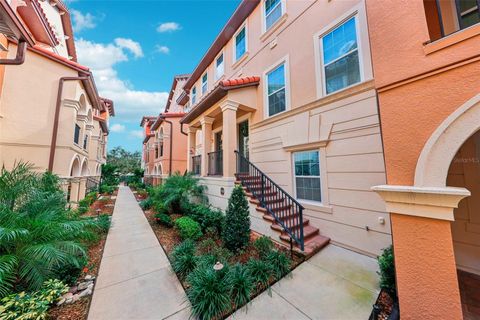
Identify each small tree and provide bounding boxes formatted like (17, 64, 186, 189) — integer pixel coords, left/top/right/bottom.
(222, 185, 250, 252)
(378, 245, 396, 298)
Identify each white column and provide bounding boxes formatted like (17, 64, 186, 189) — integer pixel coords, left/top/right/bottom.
(220, 100, 239, 178)
(200, 117, 214, 177)
(186, 126, 197, 172)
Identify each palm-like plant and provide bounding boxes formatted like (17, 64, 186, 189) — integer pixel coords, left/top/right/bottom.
(0, 163, 99, 297)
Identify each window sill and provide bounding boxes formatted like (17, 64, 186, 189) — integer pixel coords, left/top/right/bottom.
(232, 52, 249, 70)
(299, 200, 333, 214)
(424, 23, 480, 55)
(260, 13, 288, 43)
(214, 74, 225, 85)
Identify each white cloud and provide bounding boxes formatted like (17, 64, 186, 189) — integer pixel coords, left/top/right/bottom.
(130, 130, 144, 138)
(155, 45, 170, 54)
(76, 38, 168, 120)
(156, 22, 181, 33)
(110, 124, 126, 132)
(114, 38, 143, 58)
(71, 9, 96, 33)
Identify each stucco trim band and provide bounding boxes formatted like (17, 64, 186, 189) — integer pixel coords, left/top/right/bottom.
(372, 185, 470, 221)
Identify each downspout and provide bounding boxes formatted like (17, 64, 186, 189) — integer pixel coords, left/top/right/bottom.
(162, 117, 174, 176)
(48, 75, 89, 171)
(180, 123, 188, 136)
(0, 41, 27, 65)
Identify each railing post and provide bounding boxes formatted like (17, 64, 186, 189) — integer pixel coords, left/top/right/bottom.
(299, 206, 304, 251)
(261, 174, 265, 205)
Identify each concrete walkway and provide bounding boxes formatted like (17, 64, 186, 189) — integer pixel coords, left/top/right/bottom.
(88, 186, 190, 320)
(230, 245, 379, 320)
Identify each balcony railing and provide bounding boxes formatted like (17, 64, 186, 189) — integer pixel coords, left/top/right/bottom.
(86, 176, 100, 193)
(208, 150, 223, 176)
(192, 155, 201, 175)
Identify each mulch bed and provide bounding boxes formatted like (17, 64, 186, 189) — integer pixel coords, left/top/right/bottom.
(48, 191, 118, 320)
(143, 207, 304, 318)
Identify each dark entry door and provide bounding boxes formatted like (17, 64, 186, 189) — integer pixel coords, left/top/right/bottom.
(238, 121, 249, 173)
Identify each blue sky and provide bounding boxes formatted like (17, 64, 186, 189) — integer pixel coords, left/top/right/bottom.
(67, 0, 240, 152)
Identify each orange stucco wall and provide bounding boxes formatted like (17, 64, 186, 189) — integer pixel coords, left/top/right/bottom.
(366, 0, 480, 318)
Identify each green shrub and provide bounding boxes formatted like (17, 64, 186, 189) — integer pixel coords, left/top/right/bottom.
(0, 164, 100, 297)
(0, 279, 68, 320)
(155, 213, 173, 228)
(378, 245, 396, 297)
(171, 240, 197, 279)
(247, 258, 272, 289)
(187, 265, 231, 320)
(52, 257, 87, 286)
(222, 185, 251, 252)
(266, 251, 291, 280)
(139, 197, 153, 210)
(95, 214, 112, 233)
(196, 238, 218, 255)
(184, 203, 224, 235)
(153, 201, 168, 215)
(77, 204, 89, 214)
(84, 191, 98, 205)
(227, 263, 253, 308)
(175, 217, 202, 241)
(254, 236, 275, 259)
(99, 184, 115, 195)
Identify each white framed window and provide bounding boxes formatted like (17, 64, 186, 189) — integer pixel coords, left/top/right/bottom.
(234, 25, 247, 62)
(201, 73, 208, 94)
(191, 86, 197, 105)
(266, 62, 287, 117)
(264, 0, 283, 30)
(293, 150, 321, 202)
(320, 16, 361, 95)
(215, 53, 224, 80)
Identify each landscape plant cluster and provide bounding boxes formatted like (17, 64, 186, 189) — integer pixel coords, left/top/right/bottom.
(0, 163, 114, 319)
(139, 173, 294, 320)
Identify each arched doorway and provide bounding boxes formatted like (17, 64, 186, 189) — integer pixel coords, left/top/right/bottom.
(68, 156, 81, 202)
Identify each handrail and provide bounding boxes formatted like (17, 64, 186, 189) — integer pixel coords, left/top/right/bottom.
(235, 150, 305, 251)
(208, 150, 223, 176)
(191, 155, 201, 175)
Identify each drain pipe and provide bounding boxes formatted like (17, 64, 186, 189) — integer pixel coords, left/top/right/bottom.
(48, 76, 89, 171)
(162, 117, 174, 176)
(180, 123, 188, 136)
(0, 41, 27, 65)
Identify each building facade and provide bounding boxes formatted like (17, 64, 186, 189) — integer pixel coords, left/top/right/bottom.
(179, 0, 391, 257)
(367, 0, 480, 318)
(0, 0, 113, 204)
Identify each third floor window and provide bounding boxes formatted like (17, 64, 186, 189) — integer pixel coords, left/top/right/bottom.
(191, 87, 197, 104)
(265, 0, 283, 30)
(235, 27, 246, 61)
(74, 124, 80, 145)
(201, 73, 208, 94)
(215, 53, 224, 80)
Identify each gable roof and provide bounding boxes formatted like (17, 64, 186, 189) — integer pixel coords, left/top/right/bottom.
(164, 73, 190, 113)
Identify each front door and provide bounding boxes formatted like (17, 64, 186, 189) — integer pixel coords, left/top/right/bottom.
(238, 121, 249, 173)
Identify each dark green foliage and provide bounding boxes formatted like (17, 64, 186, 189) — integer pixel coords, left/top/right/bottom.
(99, 183, 116, 195)
(183, 203, 224, 235)
(266, 250, 291, 280)
(186, 265, 231, 320)
(222, 185, 250, 252)
(107, 146, 142, 175)
(196, 238, 218, 255)
(153, 200, 168, 215)
(175, 217, 202, 241)
(100, 163, 119, 187)
(253, 236, 274, 259)
(246, 258, 272, 288)
(52, 257, 87, 286)
(171, 240, 197, 279)
(95, 214, 112, 233)
(125, 167, 144, 186)
(378, 245, 396, 297)
(227, 263, 253, 308)
(77, 198, 90, 214)
(0, 164, 104, 298)
(155, 213, 173, 228)
(139, 197, 153, 210)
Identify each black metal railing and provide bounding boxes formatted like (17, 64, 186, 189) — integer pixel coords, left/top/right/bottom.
(208, 150, 223, 176)
(235, 150, 305, 251)
(86, 176, 100, 193)
(192, 155, 201, 175)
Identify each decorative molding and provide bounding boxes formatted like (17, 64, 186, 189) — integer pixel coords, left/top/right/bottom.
(200, 116, 215, 126)
(372, 185, 470, 221)
(63, 99, 81, 111)
(220, 100, 240, 112)
(281, 113, 333, 151)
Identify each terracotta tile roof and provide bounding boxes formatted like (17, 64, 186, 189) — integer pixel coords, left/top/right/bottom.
(220, 76, 260, 88)
(31, 45, 89, 71)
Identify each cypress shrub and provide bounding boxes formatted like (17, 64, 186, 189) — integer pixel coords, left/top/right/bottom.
(222, 185, 250, 252)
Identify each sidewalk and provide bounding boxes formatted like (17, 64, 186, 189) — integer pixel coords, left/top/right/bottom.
(88, 186, 190, 320)
(230, 245, 379, 320)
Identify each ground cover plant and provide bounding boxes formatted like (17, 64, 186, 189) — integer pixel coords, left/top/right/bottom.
(140, 174, 302, 320)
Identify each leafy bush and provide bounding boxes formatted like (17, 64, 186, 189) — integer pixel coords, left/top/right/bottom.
(84, 192, 98, 205)
(99, 184, 116, 195)
(187, 265, 231, 320)
(222, 185, 251, 252)
(0, 164, 101, 297)
(378, 245, 396, 297)
(254, 236, 274, 259)
(52, 257, 87, 286)
(100, 163, 119, 187)
(266, 251, 291, 280)
(155, 213, 173, 228)
(0, 279, 68, 320)
(247, 258, 272, 289)
(139, 197, 153, 210)
(153, 201, 169, 215)
(175, 217, 202, 241)
(227, 263, 253, 308)
(184, 203, 224, 235)
(95, 214, 112, 233)
(171, 240, 197, 279)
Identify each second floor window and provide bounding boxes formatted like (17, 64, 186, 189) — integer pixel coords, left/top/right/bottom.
(321, 17, 360, 94)
(160, 142, 164, 157)
(267, 63, 286, 117)
(294, 150, 321, 202)
(235, 27, 246, 61)
(155, 145, 159, 158)
(201, 73, 208, 94)
(83, 134, 88, 150)
(191, 87, 197, 104)
(74, 124, 80, 145)
(215, 53, 224, 80)
(265, 0, 283, 30)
